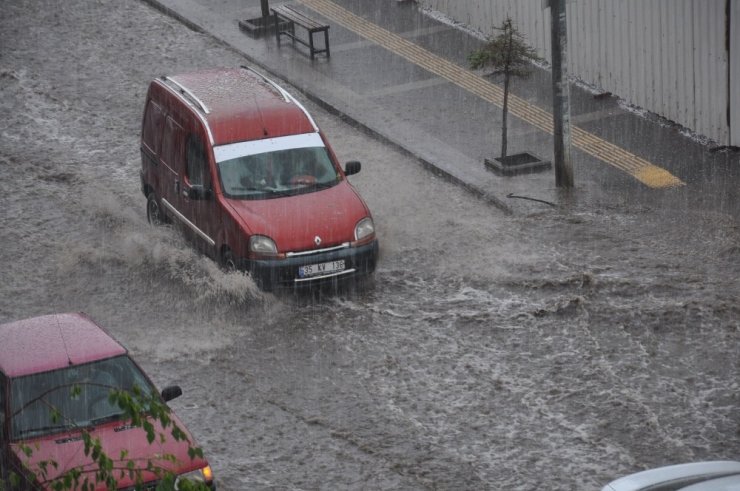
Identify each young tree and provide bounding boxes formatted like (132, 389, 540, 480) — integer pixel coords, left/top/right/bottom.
(468, 18, 541, 159)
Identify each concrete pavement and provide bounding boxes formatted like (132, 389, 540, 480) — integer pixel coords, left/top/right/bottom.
(142, 0, 740, 217)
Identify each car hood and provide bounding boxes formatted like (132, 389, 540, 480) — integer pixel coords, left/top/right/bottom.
(11, 415, 207, 489)
(224, 180, 370, 252)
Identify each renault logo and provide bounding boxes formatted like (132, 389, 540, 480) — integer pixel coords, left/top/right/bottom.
(314, 236, 322, 246)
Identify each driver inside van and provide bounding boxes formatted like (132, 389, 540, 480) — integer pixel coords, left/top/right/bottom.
(239, 154, 274, 190)
(282, 149, 335, 187)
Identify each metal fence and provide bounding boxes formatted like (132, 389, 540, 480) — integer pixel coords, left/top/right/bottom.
(418, 0, 738, 147)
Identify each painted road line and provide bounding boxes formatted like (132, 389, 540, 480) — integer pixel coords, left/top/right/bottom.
(300, 0, 684, 189)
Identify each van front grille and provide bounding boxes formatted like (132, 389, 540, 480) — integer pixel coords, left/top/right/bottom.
(285, 242, 349, 257)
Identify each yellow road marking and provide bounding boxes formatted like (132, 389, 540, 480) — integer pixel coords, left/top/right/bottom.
(300, 0, 684, 189)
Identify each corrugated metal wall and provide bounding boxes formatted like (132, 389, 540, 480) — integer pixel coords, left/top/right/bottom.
(419, 0, 734, 146)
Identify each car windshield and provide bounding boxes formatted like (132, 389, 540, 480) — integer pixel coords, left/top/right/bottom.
(9, 355, 155, 440)
(214, 133, 340, 200)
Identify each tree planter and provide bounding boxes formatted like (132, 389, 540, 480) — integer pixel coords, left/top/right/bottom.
(238, 15, 281, 38)
(484, 151, 551, 176)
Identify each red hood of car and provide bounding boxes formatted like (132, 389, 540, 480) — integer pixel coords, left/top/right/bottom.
(11, 415, 207, 489)
(224, 180, 370, 252)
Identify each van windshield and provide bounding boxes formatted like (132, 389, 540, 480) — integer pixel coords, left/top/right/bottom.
(214, 134, 340, 200)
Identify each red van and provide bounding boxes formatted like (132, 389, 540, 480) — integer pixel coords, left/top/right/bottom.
(0, 313, 215, 490)
(139, 66, 379, 290)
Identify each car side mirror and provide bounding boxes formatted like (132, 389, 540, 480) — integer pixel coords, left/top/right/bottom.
(187, 184, 213, 200)
(344, 161, 361, 176)
(161, 385, 182, 402)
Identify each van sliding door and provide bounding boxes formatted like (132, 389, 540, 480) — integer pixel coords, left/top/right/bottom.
(159, 116, 185, 221)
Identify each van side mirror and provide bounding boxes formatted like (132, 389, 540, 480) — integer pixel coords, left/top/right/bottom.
(187, 184, 213, 200)
(161, 385, 182, 402)
(344, 161, 361, 176)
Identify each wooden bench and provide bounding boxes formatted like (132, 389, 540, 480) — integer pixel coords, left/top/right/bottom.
(271, 4, 330, 59)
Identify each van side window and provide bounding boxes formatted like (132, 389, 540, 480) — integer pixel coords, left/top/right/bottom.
(142, 100, 165, 155)
(161, 116, 184, 170)
(186, 135, 208, 186)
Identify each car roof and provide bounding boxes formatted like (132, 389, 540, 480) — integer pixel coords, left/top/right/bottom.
(680, 474, 740, 491)
(602, 461, 740, 491)
(0, 313, 126, 378)
(163, 67, 318, 146)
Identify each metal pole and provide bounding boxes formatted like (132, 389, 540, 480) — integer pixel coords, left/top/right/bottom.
(550, 0, 573, 188)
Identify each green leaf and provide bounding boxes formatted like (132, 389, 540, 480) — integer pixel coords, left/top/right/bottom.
(70, 384, 82, 399)
(9, 473, 21, 487)
(21, 444, 33, 458)
(143, 420, 155, 444)
(50, 408, 62, 424)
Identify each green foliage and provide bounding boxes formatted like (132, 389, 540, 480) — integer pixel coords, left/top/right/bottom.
(467, 18, 541, 75)
(5, 385, 211, 491)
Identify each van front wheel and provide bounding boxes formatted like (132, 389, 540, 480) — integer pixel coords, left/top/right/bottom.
(220, 248, 237, 271)
(146, 194, 164, 225)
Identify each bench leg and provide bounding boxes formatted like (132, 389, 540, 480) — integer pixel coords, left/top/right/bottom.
(309, 32, 315, 59)
(324, 29, 330, 57)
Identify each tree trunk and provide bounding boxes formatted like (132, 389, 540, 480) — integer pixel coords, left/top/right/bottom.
(500, 21, 513, 160)
(261, 0, 270, 17)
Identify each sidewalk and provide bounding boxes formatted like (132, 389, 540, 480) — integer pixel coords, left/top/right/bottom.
(142, 0, 740, 217)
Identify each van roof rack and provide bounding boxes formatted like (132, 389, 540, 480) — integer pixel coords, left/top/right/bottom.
(240, 66, 318, 132)
(161, 76, 210, 115)
(241, 65, 290, 102)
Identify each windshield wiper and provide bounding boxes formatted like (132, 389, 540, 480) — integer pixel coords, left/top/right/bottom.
(89, 414, 124, 426)
(17, 424, 77, 437)
(313, 181, 336, 190)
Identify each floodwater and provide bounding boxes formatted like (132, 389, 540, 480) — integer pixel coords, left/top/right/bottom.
(1, 0, 738, 489)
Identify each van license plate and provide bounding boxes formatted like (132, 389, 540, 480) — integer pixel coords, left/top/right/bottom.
(299, 260, 345, 278)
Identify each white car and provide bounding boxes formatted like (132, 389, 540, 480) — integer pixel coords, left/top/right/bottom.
(602, 461, 740, 491)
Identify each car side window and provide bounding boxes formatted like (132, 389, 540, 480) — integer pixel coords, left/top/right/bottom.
(142, 99, 165, 155)
(186, 134, 208, 187)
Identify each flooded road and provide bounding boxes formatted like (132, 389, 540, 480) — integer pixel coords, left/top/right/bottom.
(1, 0, 739, 489)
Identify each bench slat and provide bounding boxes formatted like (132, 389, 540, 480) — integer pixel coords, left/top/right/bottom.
(273, 6, 323, 29)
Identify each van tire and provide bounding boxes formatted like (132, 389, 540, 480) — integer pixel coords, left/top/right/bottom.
(220, 248, 237, 271)
(146, 193, 164, 225)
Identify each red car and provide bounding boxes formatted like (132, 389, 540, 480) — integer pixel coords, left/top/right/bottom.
(139, 66, 379, 290)
(0, 313, 215, 490)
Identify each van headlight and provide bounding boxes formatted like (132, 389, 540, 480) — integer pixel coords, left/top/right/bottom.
(249, 235, 278, 255)
(175, 465, 214, 489)
(354, 217, 375, 241)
